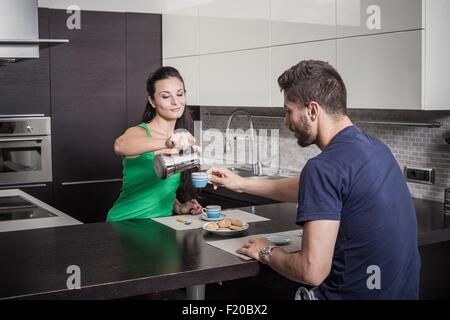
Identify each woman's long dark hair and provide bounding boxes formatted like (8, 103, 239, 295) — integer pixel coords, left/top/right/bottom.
(143, 66, 197, 203)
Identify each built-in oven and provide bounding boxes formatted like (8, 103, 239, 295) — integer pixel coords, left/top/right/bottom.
(0, 116, 52, 185)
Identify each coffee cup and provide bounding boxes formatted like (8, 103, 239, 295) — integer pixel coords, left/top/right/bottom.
(191, 172, 209, 188)
(202, 205, 221, 218)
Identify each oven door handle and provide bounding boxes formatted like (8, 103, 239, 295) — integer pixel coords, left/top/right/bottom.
(0, 137, 43, 142)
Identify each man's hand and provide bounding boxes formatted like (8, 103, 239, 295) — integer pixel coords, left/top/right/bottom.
(178, 199, 203, 215)
(237, 237, 273, 261)
(206, 167, 245, 192)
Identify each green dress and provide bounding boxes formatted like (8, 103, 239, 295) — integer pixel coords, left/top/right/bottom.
(107, 123, 181, 222)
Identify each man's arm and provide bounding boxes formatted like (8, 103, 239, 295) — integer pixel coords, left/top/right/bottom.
(207, 167, 299, 203)
(239, 220, 340, 286)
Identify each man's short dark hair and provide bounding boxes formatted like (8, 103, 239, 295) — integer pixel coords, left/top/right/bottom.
(278, 60, 347, 116)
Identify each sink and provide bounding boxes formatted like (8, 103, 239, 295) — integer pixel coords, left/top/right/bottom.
(228, 167, 254, 177)
(228, 167, 288, 180)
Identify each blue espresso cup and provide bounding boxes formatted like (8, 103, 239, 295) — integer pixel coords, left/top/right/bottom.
(191, 172, 209, 188)
(202, 205, 221, 218)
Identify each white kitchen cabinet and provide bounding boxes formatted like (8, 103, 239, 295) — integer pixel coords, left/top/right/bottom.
(199, 48, 270, 107)
(337, 0, 423, 37)
(271, 0, 336, 46)
(198, 0, 270, 54)
(338, 0, 450, 110)
(162, 7, 198, 58)
(163, 56, 200, 106)
(338, 31, 422, 110)
(424, 0, 450, 110)
(161, 0, 449, 110)
(271, 40, 337, 107)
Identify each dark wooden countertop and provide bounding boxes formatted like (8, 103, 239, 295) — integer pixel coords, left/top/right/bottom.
(0, 203, 300, 300)
(0, 198, 448, 300)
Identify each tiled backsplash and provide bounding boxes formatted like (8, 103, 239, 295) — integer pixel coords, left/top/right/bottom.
(199, 106, 450, 203)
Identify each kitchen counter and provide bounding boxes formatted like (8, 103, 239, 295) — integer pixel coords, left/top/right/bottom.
(0, 198, 448, 300)
(0, 203, 300, 300)
(414, 197, 450, 245)
(0, 189, 81, 232)
(201, 186, 450, 247)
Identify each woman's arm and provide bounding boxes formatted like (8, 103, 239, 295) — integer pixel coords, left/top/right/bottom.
(114, 127, 169, 156)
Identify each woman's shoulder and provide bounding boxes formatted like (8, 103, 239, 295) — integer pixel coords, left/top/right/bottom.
(124, 125, 148, 136)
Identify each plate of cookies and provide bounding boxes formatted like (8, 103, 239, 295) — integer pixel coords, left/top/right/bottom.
(202, 218, 249, 236)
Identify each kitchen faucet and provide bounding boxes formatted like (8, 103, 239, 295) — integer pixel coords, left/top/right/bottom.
(224, 109, 262, 176)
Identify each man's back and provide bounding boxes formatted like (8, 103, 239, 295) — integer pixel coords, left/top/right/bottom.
(297, 125, 420, 299)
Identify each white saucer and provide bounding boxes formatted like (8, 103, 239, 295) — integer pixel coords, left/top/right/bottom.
(200, 213, 226, 221)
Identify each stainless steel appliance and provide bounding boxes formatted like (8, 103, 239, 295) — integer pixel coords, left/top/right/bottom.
(0, 0, 68, 64)
(0, 116, 52, 185)
(0, 189, 81, 232)
(154, 147, 200, 179)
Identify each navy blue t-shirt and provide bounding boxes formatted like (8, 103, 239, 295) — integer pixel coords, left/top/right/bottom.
(297, 126, 420, 300)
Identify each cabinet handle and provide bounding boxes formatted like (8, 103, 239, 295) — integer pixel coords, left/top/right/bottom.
(0, 183, 47, 189)
(61, 179, 123, 186)
(0, 114, 45, 118)
(0, 137, 43, 142)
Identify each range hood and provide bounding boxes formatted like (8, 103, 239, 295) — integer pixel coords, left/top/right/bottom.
(0, 0, 68, 64)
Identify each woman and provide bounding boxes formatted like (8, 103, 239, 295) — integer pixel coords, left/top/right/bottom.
(107, 66, 202, 222)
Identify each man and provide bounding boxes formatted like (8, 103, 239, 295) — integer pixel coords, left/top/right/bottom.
(207, 60, 420, 299)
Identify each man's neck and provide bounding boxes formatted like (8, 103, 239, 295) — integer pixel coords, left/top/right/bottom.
(316, 116, 353, 150)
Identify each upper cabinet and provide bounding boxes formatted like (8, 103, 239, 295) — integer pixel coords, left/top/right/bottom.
(199, 48, 270, 107)
(337, 0, 423, 37)
(163, 56, 200, 106)
(198, 0, 270, 54)
(338, 31, 422, 110)
(271, 0, 336, 46)
(424, 0, 450, 110)
(162, 7, 198, 58)
(338, 0, 450, 110)
(0, 8, 51, 116)
(162, 0, 450, 110)
(271, 40, 337, 107)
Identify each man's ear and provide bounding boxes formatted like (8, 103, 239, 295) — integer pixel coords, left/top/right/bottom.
(308, 101, 320, 121)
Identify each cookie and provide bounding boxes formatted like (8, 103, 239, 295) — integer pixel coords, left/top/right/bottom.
(218, 219, 231, 228)
(228, 224, 244, 230)
(206, 222, 219, 230)
(230, 218, 243, 227)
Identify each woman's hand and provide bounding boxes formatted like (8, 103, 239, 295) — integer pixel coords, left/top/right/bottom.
(165, 130, 201, 152)
(176, 199, 203, 215)
(207, 167, 245, 192)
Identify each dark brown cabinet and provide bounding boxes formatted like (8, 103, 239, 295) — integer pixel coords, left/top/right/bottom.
(126, 13, 162, 127)
(53, 180, 122, 223)
(50, 10, 127, 182)
(0, 8, 51, 116)
(0, 9, 161, 223)
(48, 10, 161, 222)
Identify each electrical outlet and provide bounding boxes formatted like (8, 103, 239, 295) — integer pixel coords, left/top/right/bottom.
(404, 167, 435, 185)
